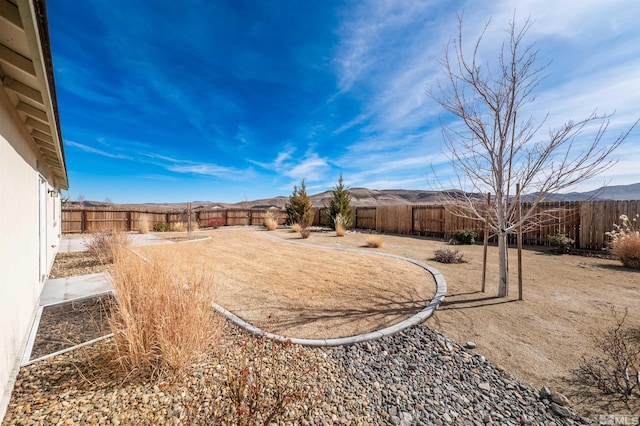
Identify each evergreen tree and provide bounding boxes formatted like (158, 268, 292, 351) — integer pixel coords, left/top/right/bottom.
(285, 180, 315, 226)
(298, 180, 314, 227)
(285, 184, 301, 225)
(326, 173, 354, 229)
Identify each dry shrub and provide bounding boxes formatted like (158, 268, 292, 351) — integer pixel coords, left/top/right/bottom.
(335, 213, 346, 237)
(171, 221, 199, 232)
(607, 214, 640, 269)
(207, 217, 226, 228)
(181, 332, 319, 425)
(171, 221, 186, 232)
(107, 247, 220, 379)
(433, 248, 465, 264)
(578, 308, 640, 398)
(263, 211, 278, 231)
(366, 235, 383, 248)
(138, 215, 150, 234)
(291, 223, 301, 233)
(299, 226, 311, 239)
(84, 229, 130, 264)
(220, 338, 313, 424)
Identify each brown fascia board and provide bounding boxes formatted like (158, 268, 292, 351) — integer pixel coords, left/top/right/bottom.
(32, 0, 68, 189)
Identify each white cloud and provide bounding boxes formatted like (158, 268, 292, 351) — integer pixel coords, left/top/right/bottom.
(283, 153, 330, 181)
(66, 140, 131, 160)
(166, 163, 234, 177)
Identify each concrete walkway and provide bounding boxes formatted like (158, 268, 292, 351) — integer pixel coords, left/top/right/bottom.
(44, 233, 173, 304)
(40, 273, 114, 306)
(58, 233, 173, 253)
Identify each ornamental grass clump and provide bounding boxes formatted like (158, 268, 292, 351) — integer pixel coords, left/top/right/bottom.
(263, 211, 278, 231)
(606, 214, 640, 269)
(171, 221, 199, 232)
(106, 247, 220, 379)
(334, 213, 346, 237)
(138, 215, 150, 234)
(85, 229, 130, 265)
(366, 235, 383, 248)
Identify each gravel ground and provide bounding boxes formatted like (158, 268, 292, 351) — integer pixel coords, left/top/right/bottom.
(49, 251, 111, 279)
(30, 294, 115, 360)
(4, 323, 592, 425)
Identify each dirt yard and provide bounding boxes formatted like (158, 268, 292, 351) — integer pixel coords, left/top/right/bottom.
(139, 229, 436, 339)
(147, 227, 639, 418)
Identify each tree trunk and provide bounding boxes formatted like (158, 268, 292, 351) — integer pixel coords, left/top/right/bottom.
(498, 231, 509, 297)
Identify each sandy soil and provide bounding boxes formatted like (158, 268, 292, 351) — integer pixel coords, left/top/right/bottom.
(146, 227, 639, 418)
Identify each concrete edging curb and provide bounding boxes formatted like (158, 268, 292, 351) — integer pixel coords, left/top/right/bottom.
(212, 231, 447, 347)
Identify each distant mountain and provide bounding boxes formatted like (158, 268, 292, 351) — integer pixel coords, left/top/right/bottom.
(525, 183, 640, 202)
(66, 183, 640, 211)
(243, 188, 467, 208)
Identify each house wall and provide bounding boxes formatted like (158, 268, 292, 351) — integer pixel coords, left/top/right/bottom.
(0, 86, 60, 417)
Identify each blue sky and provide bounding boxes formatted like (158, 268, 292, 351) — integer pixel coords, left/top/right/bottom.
(48, 0, 640, 204)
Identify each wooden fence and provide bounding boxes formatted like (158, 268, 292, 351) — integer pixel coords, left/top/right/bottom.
(62, 200, 640, 250)
(62, 208, 287, 234)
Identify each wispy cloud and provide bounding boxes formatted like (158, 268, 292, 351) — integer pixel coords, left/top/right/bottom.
(50, 0, 640, 203)
(166, 163, 235, 177)
(65, 140, 131, 160)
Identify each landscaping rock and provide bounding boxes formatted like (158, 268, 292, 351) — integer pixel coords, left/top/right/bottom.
(551, 391, 570, 406)
(4, 324, 594, 425)
(550, 402, 572, 418)
(465, 341, 477, 349)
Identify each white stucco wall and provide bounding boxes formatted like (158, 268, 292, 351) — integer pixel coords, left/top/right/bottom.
(0, 88, 60, 417)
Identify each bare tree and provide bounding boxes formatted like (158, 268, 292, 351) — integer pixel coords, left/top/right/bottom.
(429, 15, 638, 297)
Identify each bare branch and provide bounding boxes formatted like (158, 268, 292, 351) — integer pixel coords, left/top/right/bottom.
(428, 13, 639, 297)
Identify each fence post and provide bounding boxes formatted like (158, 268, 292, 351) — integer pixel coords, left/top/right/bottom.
(481, 193, 490, 293)
(516, 183, 523, 301)
(127, 211, 132, 232)
(81, 210, 86, 233)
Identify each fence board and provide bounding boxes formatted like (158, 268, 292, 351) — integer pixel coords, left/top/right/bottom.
(226, 209, 250, 226)
(62, 200, 639, 250)
(356, 207, 376, 230)
(61, 210, 83, 233)
(412, 205, 445, 237)
(376, 205, 413, 234)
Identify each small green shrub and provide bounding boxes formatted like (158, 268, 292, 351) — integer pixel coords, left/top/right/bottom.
(153, 222, 171, 232)
(548, 233, 574, 254)
(433, 248, 465, 264)
(451, 230, 477, 245)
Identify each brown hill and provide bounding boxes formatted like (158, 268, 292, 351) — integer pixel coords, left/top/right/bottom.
(66, 183, 640, 211)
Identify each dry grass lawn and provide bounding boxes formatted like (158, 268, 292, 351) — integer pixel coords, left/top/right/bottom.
(149, 227, 639, 418)
(141, 228, 436, 339)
